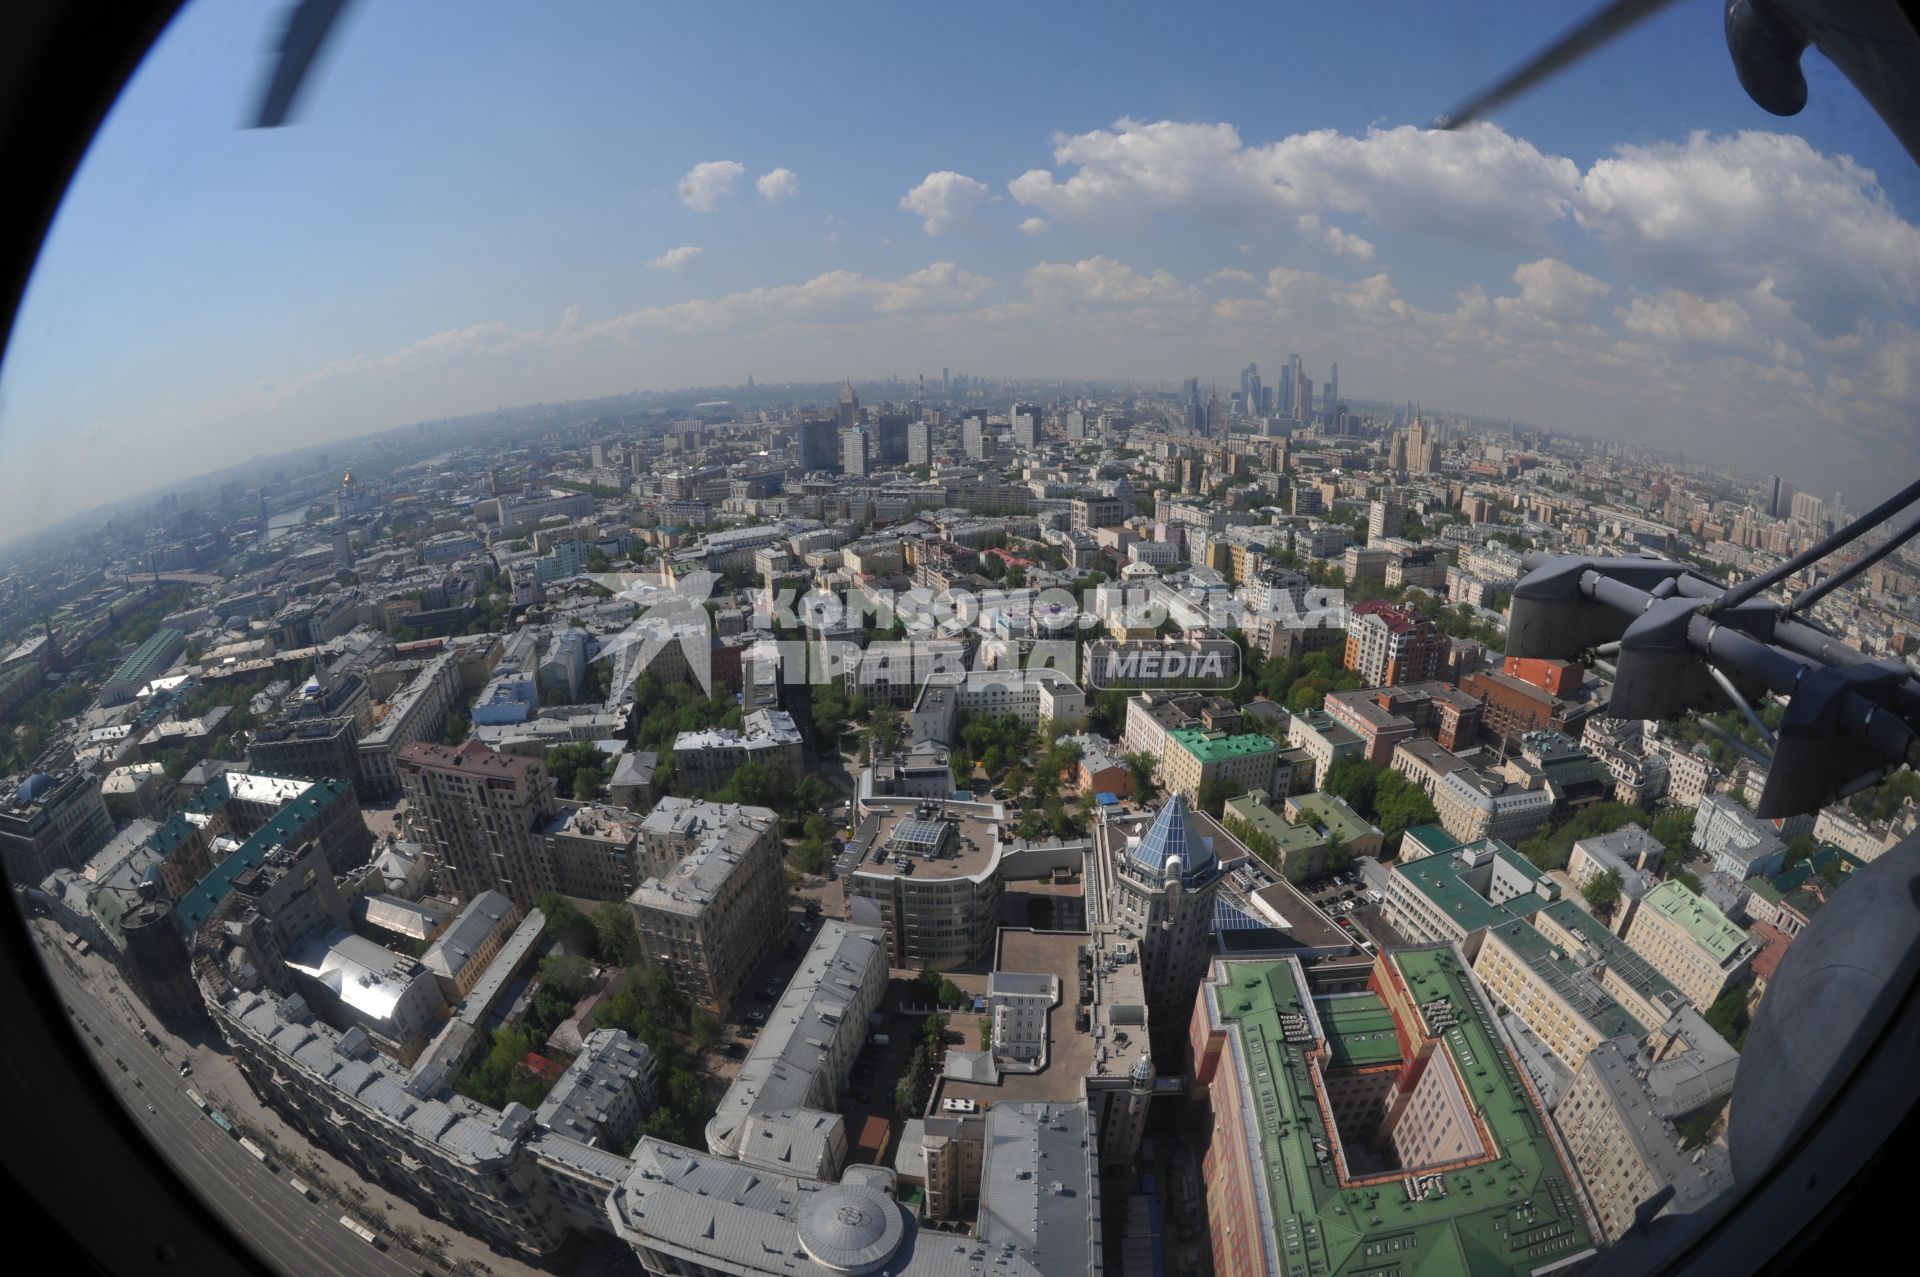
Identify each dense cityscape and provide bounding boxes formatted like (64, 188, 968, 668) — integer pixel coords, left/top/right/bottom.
(2, 369, 1914, 1277)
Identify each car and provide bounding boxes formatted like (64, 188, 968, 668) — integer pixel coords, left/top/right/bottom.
(146, 1104, 155, 1115)
(746, 1010, 766, 1024)
(798, 920, 812, 933)
(723, 1042, 746, 1058)
(1337, 917, 1354, 929)
(133, 1077, 143, 1088)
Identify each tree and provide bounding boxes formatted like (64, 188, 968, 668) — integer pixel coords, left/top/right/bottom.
(1703, 986, 1751, 1049)
(1323, 830, 1352, 875)
(1584, 868, 1624, 920)
(546, 741, 611, 797)
(1515, 803, 1643, 873)
(537, 891, 596, 958)
(937, 979, 963, 1009)
(1674, 867, 1703, 894)
(689, 1008, 722, 1051)
(1783, 833, 1816, 869)
(1651, 807, 1696, 862)
(1323, 755, 1379, 816)
(593, 900, 639, 967)
(1195, 777, 1232, 818)
(539, 953, 593, 1002)
(911, 965, 941, 1005)
(1124, 752, 1159, 801)
(1372, 769, 1438, 846)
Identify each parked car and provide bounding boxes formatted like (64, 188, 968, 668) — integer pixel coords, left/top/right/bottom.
(746, 1010, 766, 1024)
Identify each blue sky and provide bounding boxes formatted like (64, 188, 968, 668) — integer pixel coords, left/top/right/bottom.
(2, 0, 1918, 541)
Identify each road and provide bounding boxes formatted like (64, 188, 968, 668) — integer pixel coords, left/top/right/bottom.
(44, 952, 426, 1277)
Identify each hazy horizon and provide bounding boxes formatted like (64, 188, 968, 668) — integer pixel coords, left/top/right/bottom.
(3, 0, 1917, 544)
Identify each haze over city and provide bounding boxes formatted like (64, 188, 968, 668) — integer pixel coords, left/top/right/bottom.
(9, 7, 1920, 1273)
(3, 0, 1919, 545)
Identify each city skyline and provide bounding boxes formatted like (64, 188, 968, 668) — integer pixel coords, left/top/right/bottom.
(1, 1, 1918, 544)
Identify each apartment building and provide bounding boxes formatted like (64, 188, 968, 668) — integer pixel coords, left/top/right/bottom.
(398, 739, 559, 910)
(358, 649, 461, 800)
(629, 798, 786, 1011)
(0, 765, 114, 886)
(671, 708, 805, 794)
(1161, 728, 1278, 806)
(1188, 950, 1597, 1277)
(844, 798, 1005, 970)
(1556, 1035, 1735, 1243)
(1623, 881, 1758, 1013)
(1285, 708, 1363, 789)
(704, 921, 887, 1181)
(1343, 601, 1445, 687)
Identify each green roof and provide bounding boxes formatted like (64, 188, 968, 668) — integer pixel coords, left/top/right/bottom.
(111, 627, 184, 683)
(1170, 726, 1278, 764)
(1224, 795, 1328, 855)
(165, 777, 353, 937)
(1210, 951, 1596, 1276)
(1285, 792, 1380, 844)
(1390, 840, 1544, 935)
(1482, 902, 1680, 1042)
(1403, 824, 1461, 858)
(1641, 880, 1750, 964)
(1315, 993, 1403, 1068)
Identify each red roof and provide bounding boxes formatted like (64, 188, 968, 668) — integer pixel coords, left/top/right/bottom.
(1748, 920, 1793, 984)
(1350, 600, 1414, 633)
(524, 1052, 567, 1082)
(855, 1115, 891, 1155)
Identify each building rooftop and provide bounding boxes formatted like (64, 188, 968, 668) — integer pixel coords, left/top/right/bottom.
(421, 890, 517, 979)
(533, 1027, 657, 1148)
(976, 1103, 1099, 1277)
(848, 797, 1003, 883)
(1129, 792, 1218, 882)
(1168, 726, 1278, 764)
(1203, 950, 1597, 1276)
(285, 931, 432, 1024)
(1391, 839, 1555, 936)
(1640, 880, 1751, 965)
(705, 922, 885, 1160)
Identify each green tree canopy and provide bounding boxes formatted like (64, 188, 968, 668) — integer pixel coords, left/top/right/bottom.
(1583, 868, 1624, 920)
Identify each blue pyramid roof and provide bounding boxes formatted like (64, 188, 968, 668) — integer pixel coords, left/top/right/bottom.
(1132, 793, 1216, 879)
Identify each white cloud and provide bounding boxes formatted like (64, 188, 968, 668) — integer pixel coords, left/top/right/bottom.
(650, 246, 704, 273)
(1206, 267, 1256, 284)
(1009, 118, 1578, 249)
(1026, 256, 1197, 306)
(1575, 131, 1920, 335)
(586, 262, 995, 338)
(1296, 214, 1374, 261)
(1493, 259, 1611, 325)
(1019, 217, 1049, 235)
(1616, 289, 1764, 352)
(900, 171, 993, 236)
(677, 160, 745, 211)
(756, 167, 799, 202)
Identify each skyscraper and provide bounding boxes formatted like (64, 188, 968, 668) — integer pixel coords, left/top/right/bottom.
(963, 414, 991, 461)
(907, 419, 933, 467)
(840, 426, 870, 478)
(398, 740, 559, 910)
(1011, 404, 1039, 449)
(1240, 362, 1261, 415)
(796, 417, 837, 473)
(837, 380, 859, 430)
(1329, 360, 1338, 409)
(1099, 794, 1223, 1066)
